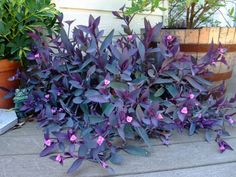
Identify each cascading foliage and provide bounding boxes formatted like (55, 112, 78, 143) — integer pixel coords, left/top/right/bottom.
(16, 10, 236, 174)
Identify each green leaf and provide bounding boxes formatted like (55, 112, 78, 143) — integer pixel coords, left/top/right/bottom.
(80, 104, 89, 114)
(166, 84, 178, 97)
(110, 82, 128, 90)
(136, 104, 144, 120)
(105, 63, 120, 74)
(123, 145, 149, 157)
(135, 127, 151, 147)
(165, 71, 181, 82)
(132, 76, 147, 84)
(103, 103, 115, 116)
(78, 58, 92, 72)
(205, 129, 212, 142)
(154, 78, 173, 84)
(185, 76, 207, 92)
(73, 97, 83, 104)
(189, 122, 196, 136)
(81, 128, 93, 137)
(88, 115, 104, 124)
(154, 87, 165, 97)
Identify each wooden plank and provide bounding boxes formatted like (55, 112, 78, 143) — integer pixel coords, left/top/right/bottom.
(184, 29, 199, 58)
(208, 27, 220, 44)
(122, 162, 236, 177)
(198, 28, 210, 44)
(219, 27, 229, 45)
(1, 138, 236, 177)
(184, 29, 199, 44)
(233, 28, 236, 43)
(226, 28, 235, 44)
(173, 30, 185, 43)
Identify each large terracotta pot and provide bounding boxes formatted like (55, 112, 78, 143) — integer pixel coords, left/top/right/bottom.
(160, 27, 236, 82)
(0, 59, 20, 109)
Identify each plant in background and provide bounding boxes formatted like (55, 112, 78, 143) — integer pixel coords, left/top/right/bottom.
(16, 12, 236, 174)
(124, 0, 236, 28)
(124, 0, 166, 16)
(168, 0, 235, 28)
(0, 0, 59, 64)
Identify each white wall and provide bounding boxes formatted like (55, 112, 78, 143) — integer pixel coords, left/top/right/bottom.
(52, 0, 168, 36)
(213, 2, 235, 27)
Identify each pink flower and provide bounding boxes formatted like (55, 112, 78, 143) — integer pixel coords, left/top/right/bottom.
(70, 134, 77, 142)
(198, 113, 202, 118)
(212, 61, 216, 65)
(58, 108, 63, 112)
(104, 79, 110, 86)
(219, 145, 225, 153)
(97, 136, 105, 146)
(8, 75, 16, 81)
(51, 107, 57, 114)
(167, 35, 173, 41)
(127, 35, 133, 41)
(126, 116, 133, 123)
(181, 107, 188, 114)
(44, 139, 52, 146)
(57, 91, 61, 96)
(101, 161, 108, 168)
(228, 117, 235, 124)
(34, 53, 40, 58)
(218, 48, 225, 55)
(189, 93, 195, 99)
(55, 154, 62, 163)
(44, 94, 50, 99)
(156, 113, 163, 120)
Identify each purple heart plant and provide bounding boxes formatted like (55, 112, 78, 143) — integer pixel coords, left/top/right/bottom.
(15, 11, 236, 174)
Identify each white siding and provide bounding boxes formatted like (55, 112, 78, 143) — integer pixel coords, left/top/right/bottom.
(52, 0, 168, 35)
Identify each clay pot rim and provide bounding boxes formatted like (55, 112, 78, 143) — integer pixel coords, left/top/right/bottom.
(0, 59, 20, 73)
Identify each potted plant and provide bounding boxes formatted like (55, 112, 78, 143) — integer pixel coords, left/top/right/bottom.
(0, 0, 59, 109)
(16, 14, 236, 174)
(124, 0, 236, 85)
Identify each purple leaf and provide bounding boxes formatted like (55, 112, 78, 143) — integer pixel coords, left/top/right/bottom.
(73, 97, 83, 104)
(67, 159, 83, 174)
(136, 104, 145, 120)
(110, 153, 123, 165)
(185, 76, 207, 92)
(118, 125, 125, 141)
(124, 145, 149, 157)
(112, 11, 123, 19)
(40, 144, 56, 157)
(87, 95, 109, 103)
(189, 122, 196, 136)
(100, 30, 114, 51)
(138, 41, 145, 61)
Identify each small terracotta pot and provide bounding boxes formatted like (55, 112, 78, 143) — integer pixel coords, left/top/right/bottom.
(0, 59, 20, 109)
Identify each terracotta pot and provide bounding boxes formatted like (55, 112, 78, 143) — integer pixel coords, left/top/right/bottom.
(159, 27, 236, 83)
(0, 59, 20, 109)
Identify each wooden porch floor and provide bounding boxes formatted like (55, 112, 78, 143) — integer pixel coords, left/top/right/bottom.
(1, 68, 236, 177)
